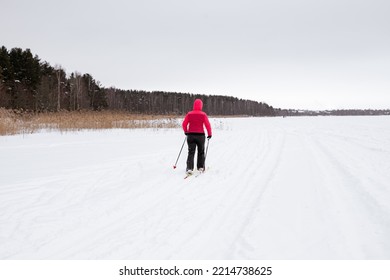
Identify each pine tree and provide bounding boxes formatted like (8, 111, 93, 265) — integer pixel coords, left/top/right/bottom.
(0, 46, 13, 108)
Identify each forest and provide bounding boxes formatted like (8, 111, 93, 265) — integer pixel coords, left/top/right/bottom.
(2, 46, 389, 117)
(0, 46, 275, 116)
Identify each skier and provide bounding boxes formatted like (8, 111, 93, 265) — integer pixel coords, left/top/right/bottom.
(182, 99, 212, 174)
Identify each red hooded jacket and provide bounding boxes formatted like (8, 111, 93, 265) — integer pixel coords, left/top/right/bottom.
(182, 99, 212, 137)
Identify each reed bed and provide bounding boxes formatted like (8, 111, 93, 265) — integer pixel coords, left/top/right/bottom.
(0, 108, 181, 135)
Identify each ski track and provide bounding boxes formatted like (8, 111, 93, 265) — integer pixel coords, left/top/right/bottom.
(312, 134, 390, 258)
(1, 117, 390, 259)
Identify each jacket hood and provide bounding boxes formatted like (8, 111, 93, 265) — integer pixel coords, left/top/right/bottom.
(193, 99, 203, 111)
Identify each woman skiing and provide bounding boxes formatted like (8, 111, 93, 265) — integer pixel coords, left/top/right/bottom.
(182, 99, 212, 174)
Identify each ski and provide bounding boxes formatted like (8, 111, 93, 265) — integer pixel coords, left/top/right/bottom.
(196, 166, 210, 177)
(184, 167, 209, 179)
(195, 171, 205, 177)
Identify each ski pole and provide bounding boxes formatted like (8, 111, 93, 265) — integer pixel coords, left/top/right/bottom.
(173, 136, 187, 169)
(203, 138, 210, 169)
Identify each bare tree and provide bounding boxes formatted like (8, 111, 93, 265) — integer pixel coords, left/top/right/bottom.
(74, 71, 82, 110)
(54, 64, 65, 111)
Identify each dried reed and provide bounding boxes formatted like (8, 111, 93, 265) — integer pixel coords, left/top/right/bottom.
(0, 108, 181, 135)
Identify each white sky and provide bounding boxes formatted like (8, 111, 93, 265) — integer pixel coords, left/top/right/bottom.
(1, 0, 390, 110)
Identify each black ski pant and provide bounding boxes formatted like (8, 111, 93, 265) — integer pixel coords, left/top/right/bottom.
(186, 134, 205, 171)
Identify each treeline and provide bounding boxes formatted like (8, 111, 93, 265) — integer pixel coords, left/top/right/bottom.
(0, 46, 276, 116)
(278, 109, 390, 116)
(106, 88, 275, 116)
(0, 46, 109, 112)
(327, 109, 390, 116)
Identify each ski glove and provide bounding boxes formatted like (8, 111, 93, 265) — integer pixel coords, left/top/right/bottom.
(207, 135, 212, 139)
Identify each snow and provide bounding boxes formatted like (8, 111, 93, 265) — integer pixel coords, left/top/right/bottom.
(1, 116, 390, 259)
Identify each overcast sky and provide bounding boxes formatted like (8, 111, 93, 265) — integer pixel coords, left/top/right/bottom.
(2, 0, 389, 109)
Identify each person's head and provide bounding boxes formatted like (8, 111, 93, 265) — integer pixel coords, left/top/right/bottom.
(193, 99, 203, 111)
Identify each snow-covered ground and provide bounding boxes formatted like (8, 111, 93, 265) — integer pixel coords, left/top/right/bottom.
(1, 116, 390, 259)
